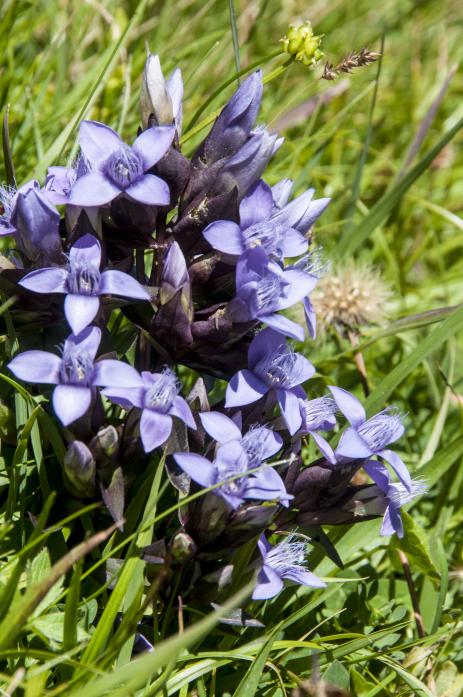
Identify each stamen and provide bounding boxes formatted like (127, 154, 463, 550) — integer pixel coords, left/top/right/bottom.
(255, 274, 283, 313)
(216, 449, 249, 497)
(105, 145, 144, 189)
(302, 396, 336, 430)
(241, 426, 271, 466)
(67, 260, 101, 295)
(388, 479, 427, 506)
(255, 347, 299, 388)
(358, 408, 404, 451)
(243, 221, 285, 258)
(266, 535, 306, 574)
(59, 344, 94, 386)
(145, 369, 179, 412)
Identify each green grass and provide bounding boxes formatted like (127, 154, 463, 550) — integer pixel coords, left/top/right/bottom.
(1, 0, 463, 694)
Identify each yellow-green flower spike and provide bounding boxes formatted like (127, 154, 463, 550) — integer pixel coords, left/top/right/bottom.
(281, 21, 324, 67)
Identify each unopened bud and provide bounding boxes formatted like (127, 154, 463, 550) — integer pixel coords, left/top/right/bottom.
(63, 441, 96, 498)
(281, 21, 324, 67)
(223, 504, 277, 546)
(96, 425, 119, 459)
(171, 531, 197, 564)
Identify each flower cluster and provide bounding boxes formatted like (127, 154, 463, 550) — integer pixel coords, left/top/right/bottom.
(0, 54, 422, 606)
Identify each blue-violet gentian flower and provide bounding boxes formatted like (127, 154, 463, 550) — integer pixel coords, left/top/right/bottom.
(174, 440, 291, 510)
(102, 367, 196, 453)
(226, 328, 314, 435)
(69, 120, 175, 208)
(228, 246, 317, 341)
(19, 234, 150, 335)
(199, 410, 282, 465)
(8, 326, 140, 426)
(252, 535, 326, 600)
(203, 179, 329, 263)
(329, 386, 412, 491)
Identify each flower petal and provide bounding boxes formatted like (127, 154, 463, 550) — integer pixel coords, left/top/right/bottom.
(225, 369, 268, 408)
(64, 294, 100, 335)
(69, 172, 120, 207)
(279, 269, 318, 309)
(8, 351, 61, 385)
(69, 233, 102, 267)
(276, 388, 302, 435)
(173, 452, 216, 487)
(101, 386, 145, 409)
(335, 426, 372, 460)
(202, 220, 244, 255)
(19, 267, 68, 294)
(99, 270, 150, 300)
(68, 325, 101, 361)
(168, 396, 196, 429)
(79, 120, 121, 164)
(252, 565, 284, 600)
(328, 386, 366, 427)
(248, 328, 286, 370)
(52, 384, 92, 426)
(132, 125, 175, 169)
(139, 409, 172, 452)
(244, 467, 292, 506)
(125, 173, 170, 206)
(259, 312, 305, 341)
(92, 360, 143, 388)
(239, 180, 274, 229)
(280, 228, 309, 258)
(303, 297, 316, 339)
(363, 459, 390, 491)
(311, 431, 336, 464)
(381, 504, 403, 538)
(379, 449, 413, 491)
(199, 411, 242, 443)
(283, 568, 326, 588)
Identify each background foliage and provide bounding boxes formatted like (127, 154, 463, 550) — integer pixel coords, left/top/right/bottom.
(1, 0, 462, 694)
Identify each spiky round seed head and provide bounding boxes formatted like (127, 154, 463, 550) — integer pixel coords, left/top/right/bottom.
(311, 261, 390, 336)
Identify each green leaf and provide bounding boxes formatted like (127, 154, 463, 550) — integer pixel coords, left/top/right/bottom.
(364, 303, 463, 415)
(335, 113, 463, 257)
(323, 659, 350, 691)
(69, 581, 254, 696)
(232, 626, 280, 697)
(391, 511, 440, 582)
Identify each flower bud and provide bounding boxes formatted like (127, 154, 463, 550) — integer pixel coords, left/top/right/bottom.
(140, 53, 183, 132)
(92, 425, 119, 460)
(281, 21, 324, 67)
(222, 504, 277, 546)
(63, 441, 96, 498)
(186, 493, 230, 545)
(170, 531, 197, 564)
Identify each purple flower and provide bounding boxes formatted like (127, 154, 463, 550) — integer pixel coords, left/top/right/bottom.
(252, 535, 326, 600)
(44, 166, 77, 205)
(19, 234, 150, 335)
(296, 396, 337, 462)
(226, 328, 315, 435)
(8, 326, 140, 426)
(199, 410, 282, 465)
(329, 386, 412, 491)
(102, 368, 196, 453)
(363, 462, 426, 537)
(228, 246, 317, 341)
(173, 440, 291, 510)
(194, 71, 263, 166)
(203, 180, 312, 262)
(7, 180, 63, 262)
(220, 127, 283, 200)
(69, 120, 175, 208)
